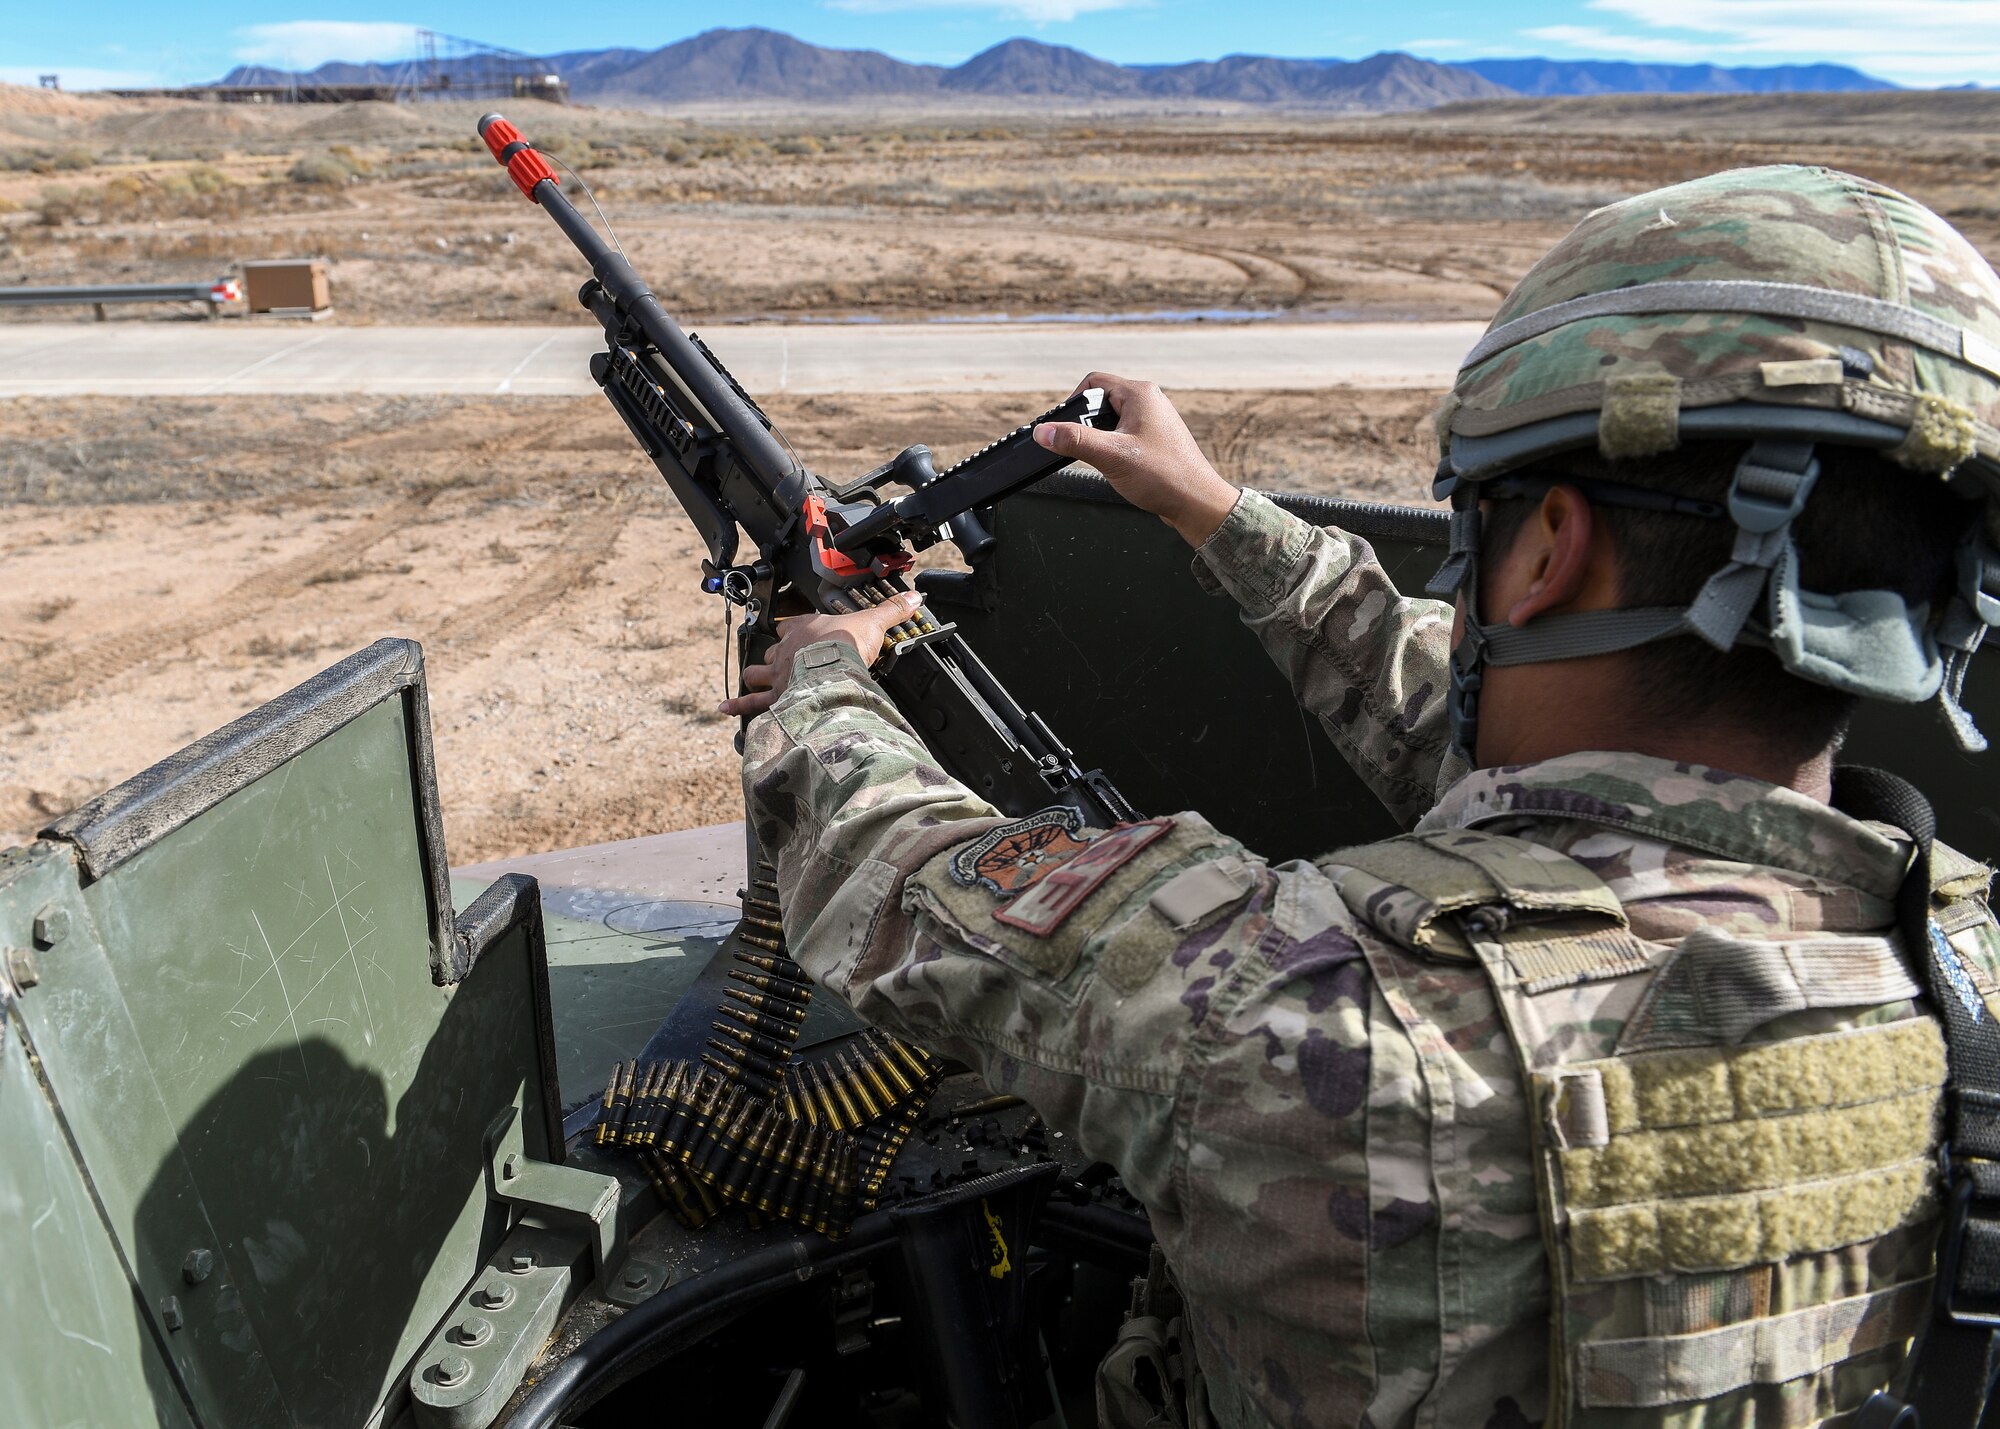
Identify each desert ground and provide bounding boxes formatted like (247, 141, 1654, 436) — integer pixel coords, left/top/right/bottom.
(0, 388, 1440, 860)
(5, 87, 1997, 326)
(4, 86, 1998, 861)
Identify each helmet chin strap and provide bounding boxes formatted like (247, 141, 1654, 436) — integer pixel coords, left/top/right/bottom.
(1426, 444, 2000, 765)
(1426, 480, 1489, 762)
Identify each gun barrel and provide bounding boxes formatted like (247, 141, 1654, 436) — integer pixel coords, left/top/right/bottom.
(476, 113, 800, 497)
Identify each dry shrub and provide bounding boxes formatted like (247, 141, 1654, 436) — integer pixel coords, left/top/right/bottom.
(290, 150, 357, 185)
(29, 164, 235, 226)
(160, 165, 228, 203)
(243, 633, 320, 660)
(35, 184, 75, 226)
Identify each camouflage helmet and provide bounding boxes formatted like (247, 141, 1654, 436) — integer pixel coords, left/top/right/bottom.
(1429, 165, 2000, 758)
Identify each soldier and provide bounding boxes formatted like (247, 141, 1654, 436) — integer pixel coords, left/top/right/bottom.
(724, 166, 2000, 1427)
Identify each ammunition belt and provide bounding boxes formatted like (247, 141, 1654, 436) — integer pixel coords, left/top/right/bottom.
(593, 862, 942, 1237)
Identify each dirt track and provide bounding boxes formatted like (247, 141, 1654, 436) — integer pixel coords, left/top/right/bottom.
(0, 388, 1441, 862)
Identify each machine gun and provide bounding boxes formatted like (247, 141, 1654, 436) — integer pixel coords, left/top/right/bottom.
(477, 113, 1136, 831)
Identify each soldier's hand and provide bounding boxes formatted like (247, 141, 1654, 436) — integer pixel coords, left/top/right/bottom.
(719, 591, 925, 719)
(1033, 372, 1240, 546)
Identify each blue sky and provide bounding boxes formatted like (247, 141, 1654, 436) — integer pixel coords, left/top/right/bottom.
(6, 1, 1995, 90)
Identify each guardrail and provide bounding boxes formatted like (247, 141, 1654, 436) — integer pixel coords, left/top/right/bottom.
(0, 278, 240, 320)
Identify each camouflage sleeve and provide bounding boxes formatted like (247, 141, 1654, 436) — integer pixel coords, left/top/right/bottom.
(1192, 487, 1466, 826)
(740, 640, 1375, 1243)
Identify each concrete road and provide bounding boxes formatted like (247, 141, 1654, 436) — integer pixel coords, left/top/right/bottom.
(0, 320, 1482, 397)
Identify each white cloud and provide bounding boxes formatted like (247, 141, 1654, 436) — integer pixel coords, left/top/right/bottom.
(0, 65, 163, 90)
(232, 22, 420, 70)
(826, 0, 1145, 23)
(1525, 0, 2000, 85)
(1522, 24, 1714, 61)
(1403, 37, 1474, 51)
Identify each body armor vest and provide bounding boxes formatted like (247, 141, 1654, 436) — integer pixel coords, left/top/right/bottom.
(1329, 827, 1999, 1427)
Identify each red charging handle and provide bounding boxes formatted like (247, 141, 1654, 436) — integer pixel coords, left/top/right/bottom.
(803, 495, 913, 581)
(478, 114, 558, 204)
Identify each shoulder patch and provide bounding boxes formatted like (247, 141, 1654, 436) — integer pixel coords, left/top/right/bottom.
(948, 807, 1093, 895)
(995, 819, 1174, 937)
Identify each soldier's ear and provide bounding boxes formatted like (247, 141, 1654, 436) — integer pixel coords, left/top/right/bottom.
(1504, 484, 1601, 627)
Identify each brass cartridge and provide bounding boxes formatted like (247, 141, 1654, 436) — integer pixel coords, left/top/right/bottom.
(731, 949, 790, 975)
(641, 1149, 709, 1229)
(782, 1067, 809, 1125)
(773, 1133, 809, 1222)
(720, 1002, 804, 1042)
(596, 1060, 630, 1146)
(800, 1138, 835, 1234)
(835, 1047, 880, 1121)
(864, 1031, 916, 1097)
(729, 968, 811, 1004)
(760, 1119, 806, 1215)
(647, 1062, 684, 1148)
(823, 1058, 863, 1130)
(711, 1019, 792, 1062)
(720, 1108, 772, 1201)
(725, 986, 808, 1023)
(628, 1062, 662, 1144)
(663, 1061, 693, 1132)
(891, 1036, 940, 1087)
(696, 1097, 754, 1183)
(852, 1048, 899, 1111)
(659, 1067, 698, 1155)
(705, 1038, 784, 1082)
(805, 1061, 844, 1130)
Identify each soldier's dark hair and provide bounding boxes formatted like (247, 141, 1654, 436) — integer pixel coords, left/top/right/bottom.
(1479, 442, 1979, 760)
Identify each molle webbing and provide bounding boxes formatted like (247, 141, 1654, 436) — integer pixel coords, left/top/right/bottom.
(1618, 927, 1922, 1050)
(1576, 1277, 1932, 1410)
(1336, 826, 1958, 1424)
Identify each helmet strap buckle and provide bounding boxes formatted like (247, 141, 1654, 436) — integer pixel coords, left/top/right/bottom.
(1684, 440, 1820, 651)
(1726, 439, 1819, 535)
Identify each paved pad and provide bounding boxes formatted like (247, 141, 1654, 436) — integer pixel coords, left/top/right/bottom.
(0, 320, 1482, 396)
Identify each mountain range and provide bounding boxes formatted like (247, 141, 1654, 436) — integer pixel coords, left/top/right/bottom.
(216, 27, 1902, 111)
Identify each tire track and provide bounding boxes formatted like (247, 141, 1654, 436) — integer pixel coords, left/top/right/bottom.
(1208, 395, 1280, 484)
(1036, 224, 1310, 305)
(0, 493, 435, 724)
(424, 491, 633, 658)
(1030, 219, 1529, 308)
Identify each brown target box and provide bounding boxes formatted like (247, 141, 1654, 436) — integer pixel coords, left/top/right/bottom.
(241, 260, 331, 316)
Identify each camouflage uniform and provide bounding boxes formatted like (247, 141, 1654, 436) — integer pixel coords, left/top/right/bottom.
(743, 489, 1975, 1429)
